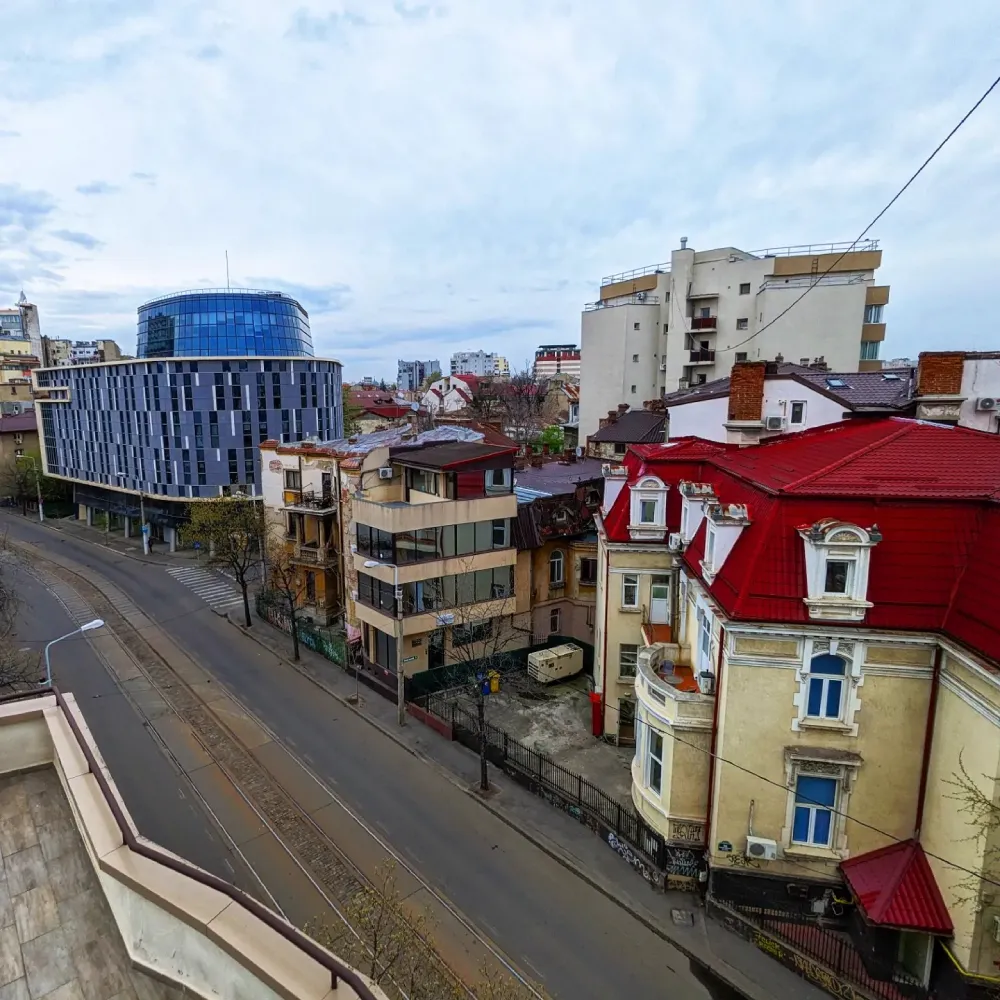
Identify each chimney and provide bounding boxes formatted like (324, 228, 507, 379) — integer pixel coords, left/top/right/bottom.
(727, 361, 767, 422)
(774, 353, 784, 363)
(680, 237, 688, 249)
(617, 403, 629, 414)
(916, 352, 965, 397)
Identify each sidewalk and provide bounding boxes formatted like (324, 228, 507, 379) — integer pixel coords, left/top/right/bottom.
(232, 609, 828, 1000)
(39, 513, 205, 565)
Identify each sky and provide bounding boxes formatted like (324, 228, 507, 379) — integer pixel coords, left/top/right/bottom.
(0, 1, 998, 382)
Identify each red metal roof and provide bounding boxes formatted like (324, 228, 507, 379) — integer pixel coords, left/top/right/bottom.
(362, 404, 411, 419)
(841, 840, 953, 934)
(599, 418, 1000, 664)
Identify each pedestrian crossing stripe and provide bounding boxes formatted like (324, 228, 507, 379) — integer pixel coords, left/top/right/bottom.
(165, 566, 243, 610)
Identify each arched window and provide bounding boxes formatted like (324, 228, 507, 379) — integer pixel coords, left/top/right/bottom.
(549, 549, 565, 586)
(807, 654, 846, 719)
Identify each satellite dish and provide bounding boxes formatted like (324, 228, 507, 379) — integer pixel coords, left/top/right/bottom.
(410, 402, 420, 412)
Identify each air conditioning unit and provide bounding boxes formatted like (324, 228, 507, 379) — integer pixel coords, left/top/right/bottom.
(976, 397, 998, 412)
(765, 416, 785, 431)
(636, 292, 647, 302)
(668, 532, 682, 551)
(378, 466, 394, 480)
(746, 836, 778, 861)
(698, 671, 715, 695)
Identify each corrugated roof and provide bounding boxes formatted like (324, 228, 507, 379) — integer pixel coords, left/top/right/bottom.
(589, 409, 666, 443)
(513, 458, 604, 498)
(841, 841, 953, 934)
(0, 411, 36, 434)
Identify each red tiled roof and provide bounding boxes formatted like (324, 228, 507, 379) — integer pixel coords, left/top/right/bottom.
(600, 418, 1000, 663)
(841, 840, 953, 934)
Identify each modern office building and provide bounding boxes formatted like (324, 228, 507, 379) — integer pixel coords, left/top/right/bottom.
(533, 344, 581, 379)
(579, 238, 889, 437)
(397, 358, 441, 392)
(35, 356, 342, 542)
(137, 288, 313, 358)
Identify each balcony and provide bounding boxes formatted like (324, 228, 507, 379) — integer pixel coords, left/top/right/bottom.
(353, 492, 516, 535)
(690, 316, 717, 331)
(688, 349, 716, 364)
(283, 488, 337, 513)
(584, 293, 660, 312)
(293, 540, 338, 567)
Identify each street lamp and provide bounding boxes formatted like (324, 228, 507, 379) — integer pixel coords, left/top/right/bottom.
(364, 559, 404, 725)
(15, 455, 43, 523)
(43, 619, 104, 687)
(116, 473, 148, 555)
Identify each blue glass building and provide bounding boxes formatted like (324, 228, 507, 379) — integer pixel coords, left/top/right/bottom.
(137, 289, 313, 359)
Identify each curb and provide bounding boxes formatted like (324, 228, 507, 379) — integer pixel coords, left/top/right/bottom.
(226, 615, 762, 1000)
(32, 518, 183, 568)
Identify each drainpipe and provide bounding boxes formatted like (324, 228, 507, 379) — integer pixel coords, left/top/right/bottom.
(594, 544, 611, 738)
(703, 625, 727, 855)
(913, 646, 943, 838)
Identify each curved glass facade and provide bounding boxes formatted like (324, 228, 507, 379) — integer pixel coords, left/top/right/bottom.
(137, 289, 313, 359)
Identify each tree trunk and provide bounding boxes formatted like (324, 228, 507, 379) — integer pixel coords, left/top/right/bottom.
(241, 584, 252, 628)
(289, 604, 300, 661)
(478, 694, 489, 792)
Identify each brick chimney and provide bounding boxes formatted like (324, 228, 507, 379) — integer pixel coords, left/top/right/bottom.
(727, 362, 767, 422)
(916, 352, 965, 397)
(617, 403, 629, 414)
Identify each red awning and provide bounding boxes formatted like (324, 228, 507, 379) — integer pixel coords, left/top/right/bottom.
(841, 840, 952, 935)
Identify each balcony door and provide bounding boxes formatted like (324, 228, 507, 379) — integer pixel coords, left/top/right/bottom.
(650, 576, 670, 624)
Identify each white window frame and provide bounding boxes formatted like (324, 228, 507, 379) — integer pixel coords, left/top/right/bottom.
(646, 728, 664, 795)
(639, 499, 657, 524)
(621, 573, 639, 608)
(549, 549, 565, 587)
(780, 750, 860, 859)
(697, 604, 713, 674)
(549, 607, 561, 634)
(798, 521, 880, 622)
(792, 637, 863, 735)
(628, 476, 668, 541)
(705, 527, 716, 570)
(789, 400, 807, 425)
(791, 775, 837, 848)
(619, 643, 638, 677)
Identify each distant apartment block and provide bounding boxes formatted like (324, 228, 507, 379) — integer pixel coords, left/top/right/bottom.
(42, 336, 124, 367)
(451, 350, 504, 377)
(397, 358, 441, 391)
(0, 292, 42, 360)
(579, 238, 889, 437)
(534, 344, 581, 379)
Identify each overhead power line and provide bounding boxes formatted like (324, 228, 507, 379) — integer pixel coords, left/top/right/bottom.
(723, 70, 1000, 353)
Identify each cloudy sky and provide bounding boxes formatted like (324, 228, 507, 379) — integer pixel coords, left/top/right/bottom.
(0, 1, 997, 380)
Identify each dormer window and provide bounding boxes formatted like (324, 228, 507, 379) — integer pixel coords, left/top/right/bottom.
(628, 476, 668, 541)
(699, 502, 750, 583)
(798, 520, 881, 622)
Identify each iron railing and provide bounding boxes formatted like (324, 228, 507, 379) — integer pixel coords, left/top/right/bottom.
(601, 263, 671, 285)
(749, 239, 879, 258)
(689, 349, 716, 363)
(690, 316, 717, 330)
(286, 489, 337, 511)
(584, 294, 660, 312)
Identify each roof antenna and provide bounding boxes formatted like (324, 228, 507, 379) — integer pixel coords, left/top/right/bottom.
(225, 250, 230, 290)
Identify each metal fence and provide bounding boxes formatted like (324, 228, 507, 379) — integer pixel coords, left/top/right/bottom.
(708, 898, 929, 1000)
(420, 691, 701, 883)
(255, 591, 346, 666)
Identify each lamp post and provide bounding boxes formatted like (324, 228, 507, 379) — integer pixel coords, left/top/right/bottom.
(15, 455, 43, 523)
(44, 619, 104, 686)
(364, 558, 404, 725)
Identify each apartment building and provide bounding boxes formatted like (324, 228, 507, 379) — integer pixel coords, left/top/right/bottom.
(594, 419, 1000, 998)
(397, 358, 440, 392)
(41, 336, 124, 366)
(451, 350, 507, 377)
(534, 344, 581, 379)
(579, 238, 889, 437)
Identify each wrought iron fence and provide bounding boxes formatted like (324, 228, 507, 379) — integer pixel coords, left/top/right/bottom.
(708, 898, 929, 1000)
(419, 690, 701, 882)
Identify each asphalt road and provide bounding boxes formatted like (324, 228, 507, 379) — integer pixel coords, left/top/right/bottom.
(6, 515, 742, 1000)
(9, 559, 258, 892)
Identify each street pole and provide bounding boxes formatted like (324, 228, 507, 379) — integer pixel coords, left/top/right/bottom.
(140, 490, 148, 555)
(394, 562, 405, 726)
(43, 619, 104, 686)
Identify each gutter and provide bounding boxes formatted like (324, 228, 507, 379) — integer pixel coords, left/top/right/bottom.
(914, 646, 943, 838)
(703, 625, 727, 854)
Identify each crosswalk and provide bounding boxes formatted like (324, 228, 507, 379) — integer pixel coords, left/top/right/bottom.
(166, 566, 244, 611)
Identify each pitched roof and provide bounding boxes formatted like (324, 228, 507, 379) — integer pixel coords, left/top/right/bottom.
(362, 404, 412, 420)
(0, 411, 36, 434)
(589, 408, 666, 444)
(600, 418, 1000, 663)
(660, 365, 917, 412)
(841, 841, 953, 934)
(392, 441, 515, 469)
(514, 458, 605, 499)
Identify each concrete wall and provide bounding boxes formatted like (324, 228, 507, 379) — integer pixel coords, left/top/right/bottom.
(959, 356, 1000, 432)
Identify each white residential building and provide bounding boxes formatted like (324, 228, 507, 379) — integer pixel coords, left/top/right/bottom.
(579, 238, 889, 437)
(451, 350, 499, 377)
(420, 373, 482, 413)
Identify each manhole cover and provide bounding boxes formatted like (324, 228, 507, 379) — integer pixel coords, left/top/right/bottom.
(671, 908, 695, 927)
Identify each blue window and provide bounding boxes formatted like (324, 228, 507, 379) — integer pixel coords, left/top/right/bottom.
(792, 775, 836, 847)
(806, 654, 846, 719)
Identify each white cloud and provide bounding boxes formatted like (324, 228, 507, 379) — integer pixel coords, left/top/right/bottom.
(0, 0, 997, 377)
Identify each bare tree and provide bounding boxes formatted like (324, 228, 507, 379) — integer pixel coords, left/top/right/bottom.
(467, 364, 554, 445)
(444, 604, 532, 792)
(307, 860, 548, 1000)
(0, 539, 37, 690)
(266, 537, 308, 661)
(187, 496, 265, 627)
(944, 751, 1000, 907)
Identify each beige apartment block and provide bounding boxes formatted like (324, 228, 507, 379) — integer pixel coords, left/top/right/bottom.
(579, 238, 888, 437)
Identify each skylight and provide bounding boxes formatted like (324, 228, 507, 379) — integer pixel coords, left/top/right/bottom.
(882, 373, 901, 380)
(827, 378, 848, 388)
